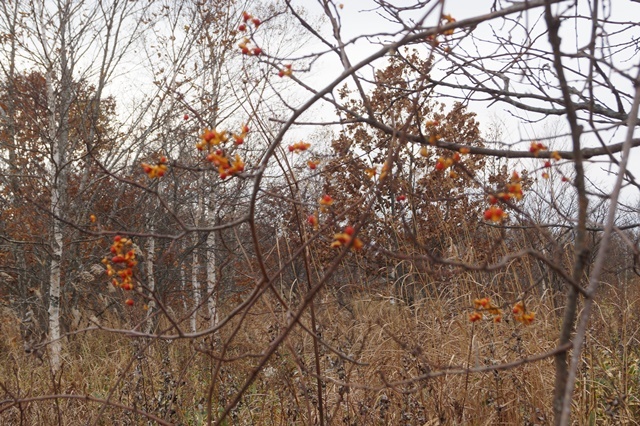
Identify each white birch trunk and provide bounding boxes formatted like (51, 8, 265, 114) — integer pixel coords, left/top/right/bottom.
(206, 230, 218, 328)
(46, 69, 62, 372)
(205, 193, 218, 328)
(144, 226, 156, 334)
(191, 233, 201, 332)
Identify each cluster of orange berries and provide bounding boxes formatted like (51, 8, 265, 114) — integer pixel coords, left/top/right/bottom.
(306, 195, 364, 251)
(483, 171, 524, 223)
(278, 64, 293, 78)
(531, 141, 565, 181)
(141, 156, 168, 179)
(469, 297, 502, 323)
(529, 141, 547, 156)
(513, 301, 536, 324)
(197, 126, 247, 179)
(237, 13, 262, 55)
(288, 141, 311, 153)
(102, 236, 137, 305)
(469, 297, 535, 325)
(483, 205, 507, 222)
(207, 152, 245, 180)
(441, 14, 456, 35)
(435, 152, 461, 174)
(239, 11, 261, 31)
(233, 124, 250, 145)
(362, 162, 393, 182)
(432, 147, 471, 178)
(197, 128, 228, 150)
(288, 141, 320, 170)
(238, 37, 262, 56)
(331, 226, 364, 250)
(319, 193, 333, 207)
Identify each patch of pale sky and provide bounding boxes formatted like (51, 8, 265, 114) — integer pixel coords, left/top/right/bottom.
(32, 0, 635, 208)
(286, 1, 639, 208)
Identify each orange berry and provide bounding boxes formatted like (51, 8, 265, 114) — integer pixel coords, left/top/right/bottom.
(124, 298, 134, 306)
(344, 226, 355, 236)
(483, 206, 506, 222)
(474, 297, 490, 308)
(469, 312, 482, 322)
(319, 194, 333, 205)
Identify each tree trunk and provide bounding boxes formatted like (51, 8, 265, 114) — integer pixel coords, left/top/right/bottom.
(191, 233, 201, 332)
(144, 226, 156, 334)
(206, 228, 218, 328)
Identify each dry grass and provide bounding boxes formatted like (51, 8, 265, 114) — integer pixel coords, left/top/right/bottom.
(1, 277, 639, 425)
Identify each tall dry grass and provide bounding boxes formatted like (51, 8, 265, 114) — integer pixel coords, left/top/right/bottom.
(2, 271, 639, 425)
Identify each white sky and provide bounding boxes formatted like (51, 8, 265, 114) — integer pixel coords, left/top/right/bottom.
(285, 0, 640, 209)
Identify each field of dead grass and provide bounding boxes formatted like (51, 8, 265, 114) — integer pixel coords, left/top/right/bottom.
(1, 278, 639, 425)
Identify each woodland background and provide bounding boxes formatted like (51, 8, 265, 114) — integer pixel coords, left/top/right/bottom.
(1, 0, 639, 425)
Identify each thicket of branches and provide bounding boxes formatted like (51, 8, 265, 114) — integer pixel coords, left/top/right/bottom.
(1, 0, 639, 424)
